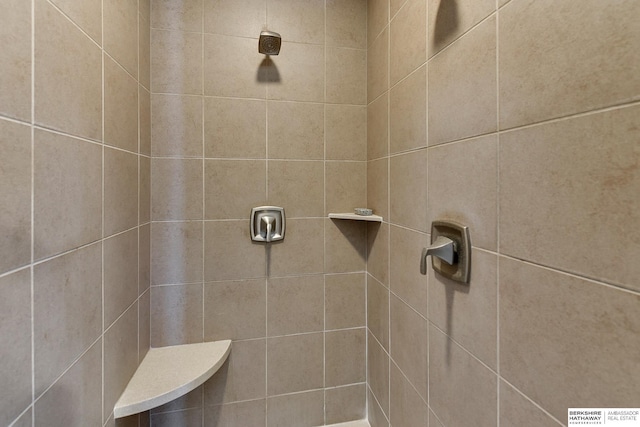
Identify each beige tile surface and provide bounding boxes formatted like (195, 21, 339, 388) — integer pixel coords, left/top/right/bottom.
(326, 0, 367, 49)
(204, 160, 266, 220)
(49, 0, 102, 43)
(325, 219, 366, 274)
(151, 0, 202, 31)
(104, 229, 139, 328)
(34, 341, 102, 427)
(152, 158, 203, 220)
(152, 94, 203, 157)
(0, 119, 31, 274)
(151, 221, 203, 285)
(267, 390, 324, 427)
(35, 0, 102, 140)
(204, 339, 266, 404)
(267, 161, 323, 218)
(325, 384, 366, 425)
(326, 104, 367, 161)
(389, 64, 427, 154)
(367, 158, 388, 220)
(267, 42, 324, 103)
(139, 14, 151, 90)
(429, 326, 497, 427)
(428, 0, 495, 57)
(368, 388, 389, 427)
(389, 149, 428, 232)
(268, 218, 324, 277)
(10, 410, 32, 427)
(499, 0, 640, 129)
(139, 87, 151, 155)
(139, 224, 151, 294)
(368, 0, 389, 46)
(139, 155, 151, 223)
(0, 270, 32, 427)
(151, 386, 202, 414)
(204, 34, 267, 99)
(138, 289, 150, 362)
(205, 97, 266, 159)
(150, 283, 203, 346)
(267, 275, 323, 336)
(267, 0, 325, 45)
(389, 225, 428, 317)
(499, 380, 560, 427)
(326, 47, 367, 105)
(34, 243, 102, 395)
(499, 257, 640, 423)
(428, 249, 498, 368)
(389, 0, 426, 85)
(152, 29, 202, 95)
(499, 106, 640, 289)
(325, 273, 366, 330)
(367, 27, 389, 103)
(34, 130, 102, 260)
(390, 295, 428, 399)
(204, 400, 266, 427)
(150, 409, 202, 427)
(367, 223, 389, 286)
(204, 220, 266, 281)
(104, 147, 138, 235)
(267, 333, 324, 395)
(367, 331, 390, 416)
(268, 101, 324, 160)
(390, 362, 429, 427)
(367, 93, 389, 160)
(205, 279, 265, 341)
(367, 275, 389, 350)
(204, 0, 266, 38)
(104, 56, 138, 152)
(427, 134, 497, 251)
(326, 328, 366, 386)
(0, 0, 31, 121)
(326, 161, 367, 215)
(428, 15, 497, 145)
(390, 0, 408, 17)
(104, 0, 138, 77)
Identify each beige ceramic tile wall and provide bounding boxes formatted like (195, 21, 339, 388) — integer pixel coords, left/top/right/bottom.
(149, 0, 368, 426)
(366, 0, 640, 426)
(0, 0, 151, 425)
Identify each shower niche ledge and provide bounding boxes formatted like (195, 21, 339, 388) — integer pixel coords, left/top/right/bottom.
(114, 340, 232, 419)
(328, 212, 383, 222)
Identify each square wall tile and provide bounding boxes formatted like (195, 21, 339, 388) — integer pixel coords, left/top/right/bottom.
(389, 225, 428, 317)
(267, 161, 323, 218)
(326, 47, 367, 105)
(325, 384, 366, 425)
(389, 149, 428, 232)
(499, 0, 640, 129)
(267, 333, 324, 395)
(325, 219, 366, 274)
(326, 161, 367, 215)
(151, 0, 202, 31)
(427, 134, 497, 251)
(499, 381, 560, 427)
(204, 34, 267, 99)
(104, 56, 139, 152)
(428, 15, 497, 145)
(367, 27, 389, 103)
(204, 160, 266, 220)
(268, 101, 324, 160)
(204, 279, 266, 341)
(367, 275, 389, 350)
(0, 119, 31, 274)
(268, 218, 324, 277)
(267, 275, 324, 336)
(367, 93, 389, 160)
(389, 64, 427, 154)
(0, 270, 31, 427)
(499, 257, 640, 423)
(204, 0, 266, 38)
(204, 220, 266, 281)
(104, 147, 139, 236)
(151, 283, 203, 346)
(34, 130, 102, 260)
(152, 29, 202, 95)
(204, 339, 266, 404)
(367, 331, 390, 416)
(367, 158, 388, 220)
(326, 104, 367, 161)
(325, 273, 365, 330)
(104, 229, 139, 328)
(499, 106, 640, 289)
(205, 97, 266, 159)
(428, 0, 495, 57)
(35, 0, 102, 140)
(151, 221, 203, 285)
(266, 0, 324, 44)
(152, 94, 203, 157)
(0, 0, 31, 121)
(326, 0, 367, 49)
(326, 328, 366, 386)
(204, 400, 266, 427)
(267, 390, 324, 427)
(48, 0, 101, 43)
(390, 362, 429, 427)
(152, 158, 203, 221)
(104, 0, 138, 77)
(34, 243, 102, 395)
(389, 0, 426, 85)
(267, 42, 324, 103)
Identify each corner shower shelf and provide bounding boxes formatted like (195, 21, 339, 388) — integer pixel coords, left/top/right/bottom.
(328, 213, 383, 222)
(113, 340, 232, 419)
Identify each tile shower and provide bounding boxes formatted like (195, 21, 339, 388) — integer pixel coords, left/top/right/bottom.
(0, 1, 638, 427)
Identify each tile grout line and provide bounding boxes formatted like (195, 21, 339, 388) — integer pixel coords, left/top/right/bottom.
(496, 4, 501, 427)
(30, 0, 36, 424)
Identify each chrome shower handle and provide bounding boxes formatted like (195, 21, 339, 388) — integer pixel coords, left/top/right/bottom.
(420, 236, 456, 275)
(262, 215, 275, 243)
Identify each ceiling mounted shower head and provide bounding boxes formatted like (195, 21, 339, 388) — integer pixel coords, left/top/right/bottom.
(259, 31, 281, 55)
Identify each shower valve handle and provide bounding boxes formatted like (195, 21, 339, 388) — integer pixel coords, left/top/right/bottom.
(262, 215, 275, 243)
(420, 236, 456, 274)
